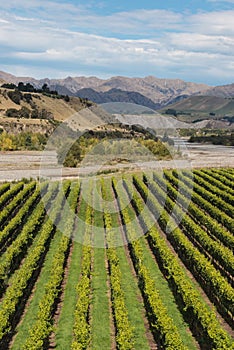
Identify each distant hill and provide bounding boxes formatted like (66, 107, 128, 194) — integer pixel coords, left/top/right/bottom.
(201, 83, 234, 98)
(114, 112, 234, 130)
(76, 88, 160, 110)
(164, 95, 234, 113)
(161, 95, 234, 123)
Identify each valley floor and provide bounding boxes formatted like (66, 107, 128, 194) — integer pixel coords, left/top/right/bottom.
(0, 142, 234, 181)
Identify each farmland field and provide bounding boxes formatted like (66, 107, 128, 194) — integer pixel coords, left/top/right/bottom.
(0, 168, 234, 349)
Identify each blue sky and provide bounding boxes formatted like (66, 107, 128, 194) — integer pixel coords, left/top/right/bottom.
(0, 0, 233, 85)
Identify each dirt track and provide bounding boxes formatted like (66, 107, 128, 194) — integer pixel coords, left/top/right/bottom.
(0, 142, 233, 181)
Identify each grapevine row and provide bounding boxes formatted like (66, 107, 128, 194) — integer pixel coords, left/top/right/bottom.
(195, 169, 234, 196)
(126, 176, 234, 349)
(0, 181, 71, 346)
(0, 182, 39, 251)
(0, 182, 36, 237)
(101, 179, 134, 350)
(23, 182, 80, 349)
(112, 178, 188, 350)
(179, 169, 234, 219)
(153, 172, 234, 252)
(133, 175, 234, 320)
(204, 168, 234, 190)
(0, 183, 10, 197)
(146, 173, 234, 282)
(71, 182, 93, 350)
(166, 170, 234, 233)
(0, 182, 24, 211)
(0, 182, 58, 295)
(0, 181, 37, 230)
(192, 171, 234, 206)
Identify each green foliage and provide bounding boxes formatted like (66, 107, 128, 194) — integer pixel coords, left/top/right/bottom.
(112, 178, 188, 349)
(23, 236, 70, 350)
(172, 170, 234, 232)
(179, 129, 196, 137)
(1, 83, 17, 90)
(5, 108, 19, 118)
(0, 169, 234, 349)
(189, 133, 234, 146)
(187, 129, 234, 146)
(6, 106, 31, 118)
(165, 108, 177, 116)
(0, 131, 47, 151)
(18, 82, 35, 93)
(101, 180, 135, 349)
(0, 182, 71, 345)
(132, 174, 234, 348)
(0, 183, 55, 297)
(71, 188, 93, 350)
(161, 171, 234, 252)
(60, 133, 171, 167)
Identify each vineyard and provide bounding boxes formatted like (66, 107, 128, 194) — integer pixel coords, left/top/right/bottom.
(0, 168, 234, 349)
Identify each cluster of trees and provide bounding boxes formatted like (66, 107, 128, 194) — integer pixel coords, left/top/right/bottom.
(5, 106, 54, 120)
(2, 82, 36, 92)
(165, 108, 178, 116)
(188, 129, 234, 146)
(189, 134, 234, 146)
(0, 131, 47, 151)
(58, 131, 171, 167)
(1, 82, 70, 102)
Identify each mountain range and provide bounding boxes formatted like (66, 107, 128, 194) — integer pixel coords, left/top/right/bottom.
(0, 71, 233, 113)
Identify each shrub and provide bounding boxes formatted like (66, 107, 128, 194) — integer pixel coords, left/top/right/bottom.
(7, 90, 22, 105)
(1, 83, 17, 90)
(23, 93, 32, 104)
(5, 108, 20, 118)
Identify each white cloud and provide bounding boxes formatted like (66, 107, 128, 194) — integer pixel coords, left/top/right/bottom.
(0, 19, 9, 23)
(187, 10, 234, 36)
(0, 4, 233, 84)
(168, 33, 234, 55)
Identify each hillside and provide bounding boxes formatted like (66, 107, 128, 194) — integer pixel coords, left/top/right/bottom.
(0, 85, 115, 134)
(76, 88, 160, 110)
(201, 83, 234, 98)
(161, 95, 234, 122)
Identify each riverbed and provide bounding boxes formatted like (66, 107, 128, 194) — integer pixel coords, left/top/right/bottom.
(0, 142, 233, 181)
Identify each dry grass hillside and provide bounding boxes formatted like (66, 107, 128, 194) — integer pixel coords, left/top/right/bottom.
(0, 87, 114, 134)
(0, 116, 53, 134)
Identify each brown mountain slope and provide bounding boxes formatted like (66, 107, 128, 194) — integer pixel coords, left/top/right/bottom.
(201, 83, 234, 98)
(164, 96, 233, 112)
(97, 76, 209, 104)
(161, 95, 234, 123)
(0, 71, 209, 106)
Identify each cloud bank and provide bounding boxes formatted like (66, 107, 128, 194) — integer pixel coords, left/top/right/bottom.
(0, 1, 233, 84)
